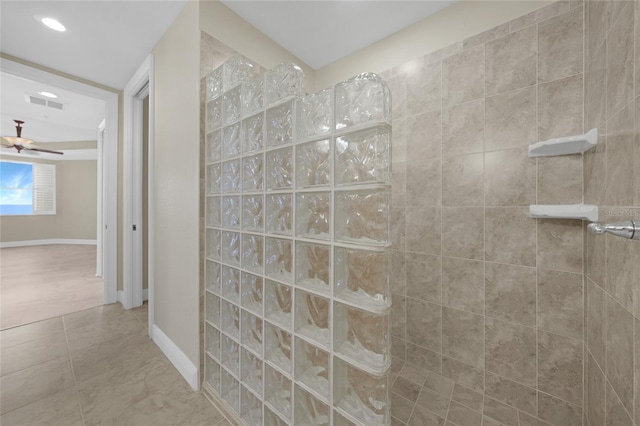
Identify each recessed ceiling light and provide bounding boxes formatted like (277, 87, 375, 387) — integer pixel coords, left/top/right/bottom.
(41, 17, 66, 32)
(37, 91, 58, 99)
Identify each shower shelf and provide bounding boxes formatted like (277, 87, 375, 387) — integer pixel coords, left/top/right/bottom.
(528, 128, 598, 157)
(529, 204, 598, 221)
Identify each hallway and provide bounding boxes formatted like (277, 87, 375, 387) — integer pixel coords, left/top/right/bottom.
(0, 303, 229, 425)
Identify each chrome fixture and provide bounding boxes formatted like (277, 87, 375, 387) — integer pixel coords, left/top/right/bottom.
(588, 221, 640, 240)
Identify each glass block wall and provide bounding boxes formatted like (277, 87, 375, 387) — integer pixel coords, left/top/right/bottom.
(204, 55, 392, 426)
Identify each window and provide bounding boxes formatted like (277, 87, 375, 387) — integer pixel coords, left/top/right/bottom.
(0, 160, 56, 215)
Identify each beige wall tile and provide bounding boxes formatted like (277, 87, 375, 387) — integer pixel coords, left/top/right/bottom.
(391, 250, 407, 295)
(485, 208, 536, 267)
(442, 356, 485, 393)
(442, 307, 484, 368)
(537, 392, 583, 426)
(392, 294, 407, 339)
(406, 299, 441, 352)
(606, 295, 634, 414)
(538, 7, 584, 83)
(537, 331, 583, 405)
(584, 134, 607, 206)
(485, 26, 537, 96)
(452, 383, 484, 411)
(442, 154, 484, 206)
(391, 392, 414, 423)
(407, 404, 446, 426)
(406, 253, 441, 304)
(605, 380, 633, 426)
(407, 156, 441, 208)
(391, 207, 406, 251)
(636, 0, 640, 98)
(537, 219, 583, 273)
(537, 269, 584, 339)
(485, 148, 536, 206)
(605, 102, 635, 206)
(448, 400, 482, 426)
(636, 97, 640, 206)
(424, 371, 455, 396)
(586, 278, 606, 371)
(406, 60, 442, 115)
(585, 225, 607, 287)
(485, 372, 537, 416)
(538, 74, 584, 141)
(586, 351, 605, 426)
(585, 43, 606, 131)
(442, 207, 484, 260)
(635, 317, 639, 426)
(485, 262, 537, 327)
(387, 73, 407, 120)
(406, 342, 442, 374)
(605, 235, 635, 312)
(586, 0, 607, 64)
(442, 99, 485, 156)
(415, 386, 450, 418)
(392, 376, 422, 403)
(510, 1, 571, 33)
(392, 336, 406, 360)
(442, 257, 484, 314)
(483, 395, 519, 426)
(537, 154, 583, 205)
(463, 23, 510, 50)
(485, 317, 537, 387)
(606, 2, 634, 119)
(443, 46, 485, 107)
(485, 86, 537, 151)
(406, 110, 441, 160)
(406, 207, 441, 255)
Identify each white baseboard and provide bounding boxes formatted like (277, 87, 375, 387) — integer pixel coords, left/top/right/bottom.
(0, 239, 97, 248)
(117, 289, 149, 305)
(151, 324, 198, 391)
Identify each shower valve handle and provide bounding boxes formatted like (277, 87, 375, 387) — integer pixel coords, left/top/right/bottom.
(587, 220, 640, 240)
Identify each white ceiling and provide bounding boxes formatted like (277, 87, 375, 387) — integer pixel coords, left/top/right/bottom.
(221, 0, 456, 70)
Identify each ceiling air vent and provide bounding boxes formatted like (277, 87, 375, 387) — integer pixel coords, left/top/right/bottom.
(47, 101, 64, 110)
(25, 94, 65, 110)
(28, 95, 46, 106)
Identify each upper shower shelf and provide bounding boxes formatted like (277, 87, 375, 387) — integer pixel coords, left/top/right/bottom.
(528, 128, 598, 158)
(529, 204, 599, 221)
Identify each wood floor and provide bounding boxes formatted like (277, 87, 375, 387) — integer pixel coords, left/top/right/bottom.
(0, 244, 103, 330)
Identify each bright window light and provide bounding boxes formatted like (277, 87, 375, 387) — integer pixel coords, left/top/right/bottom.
(41, 17, 66, 32)
(37, 91, 58, 99)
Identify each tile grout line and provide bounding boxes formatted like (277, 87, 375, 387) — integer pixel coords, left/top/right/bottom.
(61, 315, 87, 426)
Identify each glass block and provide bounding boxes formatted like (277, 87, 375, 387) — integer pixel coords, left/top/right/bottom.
(295, 338, 330, 399)
(266, 147, 293, 190)
(297, 89, 332, 140)
(223, 86, 241, 125)
(335, 126, 390, 186)
(206, 322, 220, 359)
(222, 231, 240, 265)
(205, 260, 221, 294)
(294, 385, 329, 426)
(266, 101, 295, 148)
(241, 348, 263, 397)
(242, 153, 264, 192)
(295, 242, 330, 294)
(241, 234, 263, 273)
(206, 67, 223, 101)
(221, 265, 240, 303)
(221, 196, 240, 229)
(206, 292, 220, 328)
(295, 192, 330, 240)
(206, 97, 222, 131)
(206, 355, 221, 392)
(223, 122, 241, 159)
(334, 410, 358, 426)
(265, 193, 292, 235)
(242, 195, 263, 231)
(265, 323, 292, 373)
(265, 364, 293, 420)
(334, 247, 390, 310)
(224, 55, 259, 91)
(241, 113, 264, 154)
(241, 310, 263, 355)
(334, 302, 389, 371)
(335, 72, 390, 130)
(206, 229, 221, 260)
(206, 130, 222, 163)
(295, 290, 330, 348)
(221, 333, 240, 377)
(265, 406, 289, 426)
(222, 160, 241, 193)
(265, 237, 292, 282)
(334, 188, 390, 246)
(240, 385, 262, 425)
(295, 139, 331, 188)
(333, 357, 389, 425)
(241, 75, 264, 117)
(241, 272, 263, 314)
(206, 196, 221, 228)
(206, 163, 221, 195)
(265, 62, 305, 105)
(221, 300, 240, 339)
(221, 367, 240, 414)
(265, 280, 292, 330)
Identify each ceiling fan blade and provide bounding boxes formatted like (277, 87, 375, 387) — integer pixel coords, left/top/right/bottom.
(1, 137, 15, 147)
(23, 146, 64, 155)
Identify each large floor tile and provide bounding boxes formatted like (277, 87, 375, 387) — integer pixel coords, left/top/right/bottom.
(0, 388, 83, 426)
(0, 332, 69, 376)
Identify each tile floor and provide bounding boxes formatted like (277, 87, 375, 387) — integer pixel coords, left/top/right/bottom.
(0, 302, 230, 425)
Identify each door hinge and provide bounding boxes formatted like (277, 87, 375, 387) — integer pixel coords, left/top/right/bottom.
(133, 225, 137, 231)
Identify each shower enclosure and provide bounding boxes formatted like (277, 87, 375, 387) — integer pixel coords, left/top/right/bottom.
(203, 55, 393, 425)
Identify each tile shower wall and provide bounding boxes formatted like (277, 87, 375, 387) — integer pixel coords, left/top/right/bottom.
(583, 1, 640, 426)
(383, 2, 593, 425)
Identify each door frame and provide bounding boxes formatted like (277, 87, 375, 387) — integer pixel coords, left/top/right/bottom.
(0, 58, 119, 305)
(122, 55, 154, 331)
(96, 119, 106, 277)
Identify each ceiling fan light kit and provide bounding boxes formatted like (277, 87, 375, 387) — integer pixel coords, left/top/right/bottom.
(1, 119, 64, 155)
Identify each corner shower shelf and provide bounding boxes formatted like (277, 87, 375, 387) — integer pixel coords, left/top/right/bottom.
(529, 204, 598, 221)
(528, 128, 598, 158)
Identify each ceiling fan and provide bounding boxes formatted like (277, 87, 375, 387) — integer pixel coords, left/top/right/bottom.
(1, 119, 64, 155)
